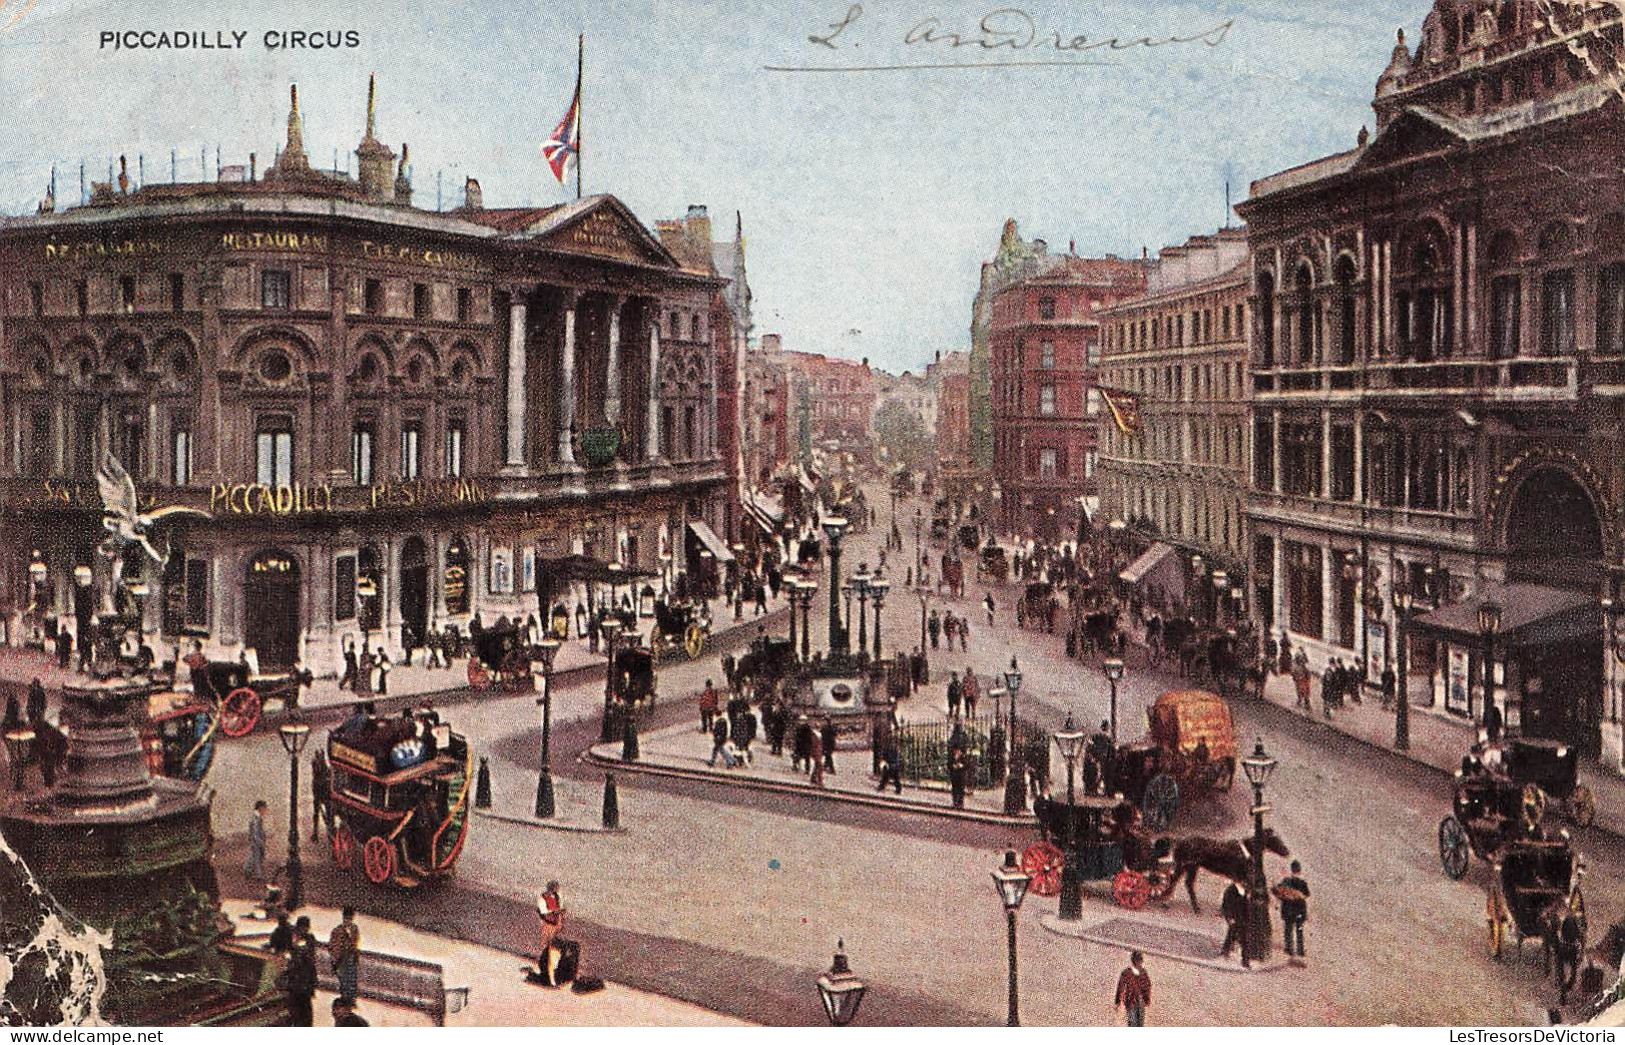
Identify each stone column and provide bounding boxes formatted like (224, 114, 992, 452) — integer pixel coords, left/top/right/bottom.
(505, 292, 528, 471)
(647, 320, 662, 462)
(1353, 413, 1365, 503)
(1466, 223, 1479, 349)
(1321, 544, 1337, 652)
(559, 290, 579, 466)
(605, 295, 624, 425)
(1321, 409, 1332, 500)
(1270, 409, 1282, 495)
(1383, 240, 1395, 352)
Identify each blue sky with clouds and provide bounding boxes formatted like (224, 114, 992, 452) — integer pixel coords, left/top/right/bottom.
(0, 0, 1426, 372)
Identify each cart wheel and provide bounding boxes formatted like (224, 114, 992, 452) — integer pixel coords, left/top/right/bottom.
(1568, 785, 1597, 828)
(219, 687, 263, 738)
(362, 836, 395, 885)
(684, 623, 706, 660)
(1112, 869, 1153, 910)
(332, 825, 355, 871)
(1439, 814, 1471, 880)
(1522, 784, 1548, 829)
(1020, 841, 1065, 898)
(467, 658, 490, 690)
(1142, 774, 1179, 831)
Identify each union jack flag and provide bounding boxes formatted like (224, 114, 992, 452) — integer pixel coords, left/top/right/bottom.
(1098, 386, 1144, 437)
(541, 82, 580, 185)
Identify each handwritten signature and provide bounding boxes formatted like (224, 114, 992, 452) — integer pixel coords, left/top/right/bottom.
(784, 5, 1233, 71)
(0, 0, 37, 33)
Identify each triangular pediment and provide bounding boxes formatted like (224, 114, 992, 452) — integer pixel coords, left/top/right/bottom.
(1356, 108, 1467, 169)
(522, 195, 678, 268)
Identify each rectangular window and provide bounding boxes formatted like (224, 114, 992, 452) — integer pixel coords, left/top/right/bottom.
(1541, 269, 1576, 356)
(1087, 339, 1101, 365)
(413, 283, 430, 320)
(119, 275, 136, 313)
(75, 280, 88, 317)
(1041, 342, 1055, 370)
(445, 419, 465, 478)
(170, 273, 185, 313)
(1285, 541, 1324, 640)
(1281, 421, 1323, 498)
(73, 407, 97, 479)
(256, 417, 294, 486)
(456, 287, 472, 323)
(171, 414, 193, 485)
(118, 414, 144, 477)
(184, 559, 209, 628)
(1087, 388, 1102, 417)
(29, 282, 44, 316)
(1039, 297, 1055, 320)
(1039, 448, 1058, 478)
(400, 422, 422, 480)
(1598, 264, 1625, 356)
(364, 279, 384, 315)
(1490, 275, 1521, 359)
(261, 270, 291, 310)
(334, 554, 357, 622)
(27, 409, 51, 478)
(1040, 385, 1056, 416)
(351, 423, 375, 485)
(1330, 425, 1355, 501)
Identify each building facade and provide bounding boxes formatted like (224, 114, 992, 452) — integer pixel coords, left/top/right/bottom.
(970, 221, 1048, 477)
(930, 350, 971, 465)
(989, 250, 1147, 540)
(0, 82, 729, 674)
(1235, 1, 1625, 766)
(783, 351, 876, 458)
(1098, 228, 1251, 590)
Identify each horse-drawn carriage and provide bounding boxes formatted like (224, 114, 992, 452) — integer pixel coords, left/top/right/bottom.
(735, 636, 798, 696)
(141, 688, 216, 782)
(465, 623, 534, 692)
(189, 653, 314, 739)
(327, 708, 473, 888)
(978, 544, 1009, 584)
(1023, 794, 1179, 910)
(614, 643, 658, 708)
(652, 599, 710, 661)
(1108, 689, 1238, 831)
(1438, 738, 1593, 878)
(1017, 581, 1057, 632)
(1489, 834, 1588, 998)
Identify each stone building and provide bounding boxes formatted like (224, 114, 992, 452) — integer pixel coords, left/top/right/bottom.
(1235, 1, 1625, 764)
(1098, 228, 1251, 612)
(782, 350, 876, 459)
(989, 248, 1147, 540)
(0, 80, 729, 673)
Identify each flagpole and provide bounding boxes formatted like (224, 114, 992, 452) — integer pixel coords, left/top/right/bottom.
(576, 33, 584, 201)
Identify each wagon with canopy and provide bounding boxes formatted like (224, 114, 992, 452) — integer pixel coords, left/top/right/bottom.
(1106, 689, 1238, 831)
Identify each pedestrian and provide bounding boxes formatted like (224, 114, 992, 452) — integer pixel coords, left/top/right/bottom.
(793, 715, 813, 771)
(327, 905, 361, 1000)
(708, 714, 730, 767)
(3, 692, 20, 735)
(809, 727, 826, 787)
(332, 997, 370, 1027)
(26, 678, 46, 726)
(821, 718, 837, 774)
(755, 579, 769, 617)
(283, 917, 318, 1027)
(55, 629, 72, 670)
(958, 615, 969, 651)
(338, 638, 358, 690)
(1278, 631, 1293, 676)
(1483, 701, 1504, 743)
(536, 881, 564, 956)
(1114, 950, 1152, 1027)
(984, 593, 996, 627)
(943, 613, 958, 648)
(928, 609, 941, 650)
(740, 706, 759, 764)
(962, 670, 978, 718)
(354, 641, 373, 696)
(310, 750, 333, 843)
(699, 679, 719, 734)
(1219, 881, 1250, 967)
(946, 671, 961, 718)
(948, 745, 967, 809)
(1275, 859, 1310, 959)
(374, 648, 391, 695)
(266, 910, 295, 954)
(1293, 658, 1312, 712)
(246, 800, 269, 881)
(877, 731, 903, 794)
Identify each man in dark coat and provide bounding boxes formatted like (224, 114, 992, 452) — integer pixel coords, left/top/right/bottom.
(1219, 882, 1250, 967)
(946, 672, 961, 718)
(792, 716, 813, 771)
(1380, 663, 1397, 710)
(27, 678, 47, 724)
(310, 750, 333, 843)
(54, 629, 72, 669)
(338, 639, 358, 691)
(708, 715, 730, 768)
(820, 719, 838, 774)
(283, 918, 318, 1027)
(1276, 859, 1310, 958)
(877, 734, 902, 794)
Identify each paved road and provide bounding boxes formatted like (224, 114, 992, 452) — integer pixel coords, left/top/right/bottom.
(208, 489, 1625, 1026)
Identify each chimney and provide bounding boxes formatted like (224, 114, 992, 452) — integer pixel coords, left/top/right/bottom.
(463, 176, 483, 210)
(393, 142, 412, 204)
(355, 73, 396, 200)
(685, 204, 713, 253)
(249, 152, 257, 182)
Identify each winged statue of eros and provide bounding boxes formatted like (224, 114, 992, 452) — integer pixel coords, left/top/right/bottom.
(96, 451, 212, 564)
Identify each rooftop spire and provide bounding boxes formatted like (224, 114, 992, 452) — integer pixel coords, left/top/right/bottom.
(280, 84, 310, 171)
(365, 73, 377, 140)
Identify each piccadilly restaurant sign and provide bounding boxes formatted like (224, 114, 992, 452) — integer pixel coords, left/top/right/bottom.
(9, 477, 488, 515)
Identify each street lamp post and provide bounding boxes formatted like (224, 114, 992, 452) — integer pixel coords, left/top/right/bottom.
(1054, 715, 1088, 921)
(1478, 600, 1503, 732)
(278, 720, 312, 911)
(599, 619, 624, 743)
(1212, 570, 1229, 625)
(823, 517, 850, 657)
(1003, 658, 1025, 815)
(913, 507, 923, 580)
(1240, 738, 1278, 965)
(787, 573, 801, 653)
(1391, 584, 1414, 751)
(1191, 554, 1208, 623)
(991, 850, 1032, 1027)
(869, 578, 888, 660)
(916, 589, 928, 662)
(796, 580, 818, 662)
(534, 638, 562, 818)
(1104, 657, 1125, 744)
(850, 566, 872, 656)
(815, 940, 868, 1026)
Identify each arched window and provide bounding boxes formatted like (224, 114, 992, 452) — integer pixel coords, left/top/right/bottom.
(1256, 271, 1276, 369)
(1396, 231, 1451, 362)
(1295, 263, 1316, 366)
(1334, 255, 1358, 366)
(1596, 214, 1625, 357)
(1539, 223, 1575, 357)
(1487, 230, 1521, 360)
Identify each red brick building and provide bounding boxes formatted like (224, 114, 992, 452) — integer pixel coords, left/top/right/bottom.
(784, 351, 876, 457)
(990, 251, 1147, 539)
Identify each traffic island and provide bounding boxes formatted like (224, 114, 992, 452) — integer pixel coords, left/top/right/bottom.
(1038, 910, 1295, 974)
(584, 720, 1036, 826)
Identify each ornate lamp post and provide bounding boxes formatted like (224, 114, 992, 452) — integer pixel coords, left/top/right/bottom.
(868, 578, 888, 660)
(278, 720, 312, 910)
(599, 618, 624, 743)
(815, 940, 867, 1026)
(991, 849, 1032, 1027)
(1392, 583, 1414, 751)
(1191, 554, 1208, 623)
(1478, 599, 1503, 730)
(916, 588, 929, 664)
(787, 572, 801, 652)
(1104, 657, 1125, 743)
(534, 638, 562, 818)
(1240, 738, 1278, 964)
(1212, 570, 1229, 625)
(795, 580, 819, 662)
(1003, 658, 1025, 815)
(5, 728, 36, 792)
(849, 566, 872, 656)
(822, 517, 850, 657)
(1054, 715, 1089, 921)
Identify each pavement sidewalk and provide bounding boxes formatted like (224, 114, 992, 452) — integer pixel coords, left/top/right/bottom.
(586, 718, 1033, 824)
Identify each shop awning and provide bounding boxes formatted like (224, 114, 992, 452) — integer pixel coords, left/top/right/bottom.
(1409, 582, 1598, 648)
(539, 554, 656, 583)
(1119, 542, 1175, 585)
(687, 520, 735, 563)
(743, 492, 785, 536)
(1118, 541, 1186, 606)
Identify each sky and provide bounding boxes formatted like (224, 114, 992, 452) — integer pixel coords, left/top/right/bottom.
(0, 0, 1426, 373)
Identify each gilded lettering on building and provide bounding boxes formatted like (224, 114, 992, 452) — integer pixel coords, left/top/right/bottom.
(42, 237, 164, 261)
(358, 239, 483, 272)
(209, 482, 336, 516)
(368, 477, 488, 509)
(220, 231, 329, 252)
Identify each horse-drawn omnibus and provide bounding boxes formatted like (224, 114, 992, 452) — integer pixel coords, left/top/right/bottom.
(328, 707, 473, 887)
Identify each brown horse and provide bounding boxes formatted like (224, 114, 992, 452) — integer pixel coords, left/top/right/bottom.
(1170, 827, 1291, 912)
